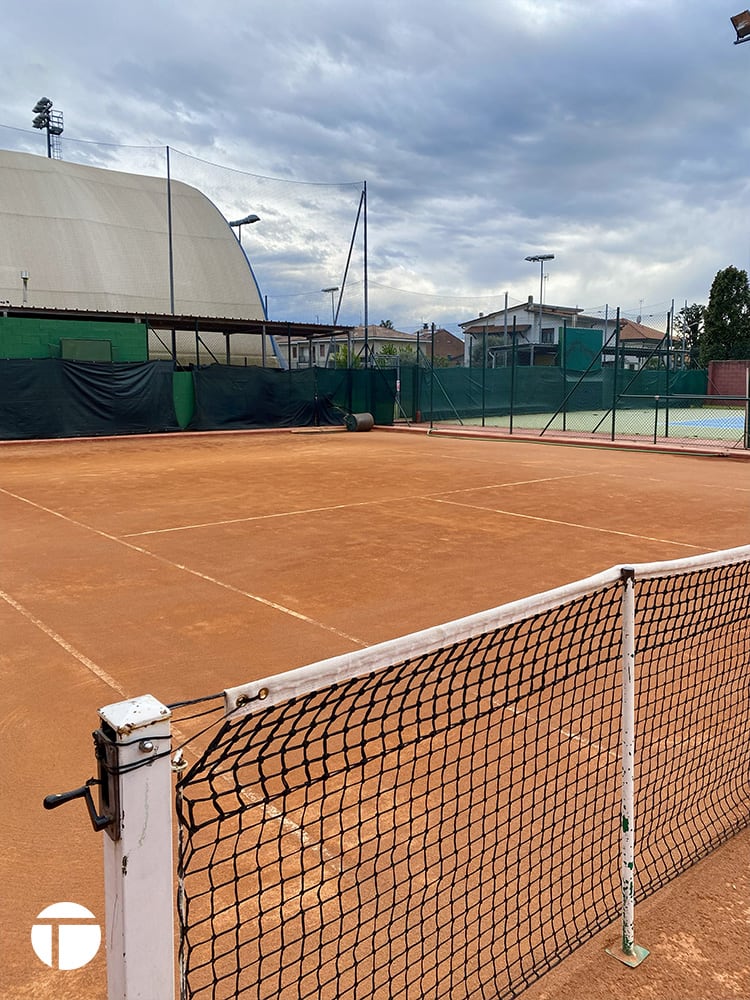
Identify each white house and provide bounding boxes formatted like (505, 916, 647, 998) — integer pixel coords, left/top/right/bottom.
(460, 299, 666, 369)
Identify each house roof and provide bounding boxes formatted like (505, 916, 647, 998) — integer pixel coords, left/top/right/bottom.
(461, 303, 582, 328)
(617, 319, 665, 342)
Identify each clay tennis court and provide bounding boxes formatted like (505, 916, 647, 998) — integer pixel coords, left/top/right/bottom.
(1, 428, 748, 1000)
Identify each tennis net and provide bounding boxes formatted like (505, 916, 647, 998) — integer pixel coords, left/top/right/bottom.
(172, 547, 750, 999)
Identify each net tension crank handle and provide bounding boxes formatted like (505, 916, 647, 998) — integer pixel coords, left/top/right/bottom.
(43, 778, 112, 833)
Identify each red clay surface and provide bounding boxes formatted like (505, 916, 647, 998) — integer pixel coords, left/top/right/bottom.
(1, 429, 748, 999)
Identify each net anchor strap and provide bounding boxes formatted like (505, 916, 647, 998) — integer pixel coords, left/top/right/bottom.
(606, 568, 649, 968)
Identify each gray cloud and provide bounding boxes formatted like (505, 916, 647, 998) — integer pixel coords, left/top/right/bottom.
(3, 0, 749, 330)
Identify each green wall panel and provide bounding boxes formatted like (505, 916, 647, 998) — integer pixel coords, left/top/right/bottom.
(0, 317, 147, 361)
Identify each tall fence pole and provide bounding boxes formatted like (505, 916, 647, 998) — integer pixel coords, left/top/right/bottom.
(607, 570, 649, 968)
(482, 325, 487, 428)
(429, 322, 435, 430)
(165, 147, 175, 316)
(611, 308, 620, 442)
(509, 317, 517, 434)
(100, 695, 175, 999)
(665, 307, 672, 439)
(561, 320, 567, 431)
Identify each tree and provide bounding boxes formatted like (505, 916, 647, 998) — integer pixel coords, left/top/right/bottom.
(379, 319, 394, 329)
(470, 335, 509, 366)
(397, 345, 416, 365)
(673, 302, 705, 362)
(701, 266, 750, 365)
(333, 345, 360, 369)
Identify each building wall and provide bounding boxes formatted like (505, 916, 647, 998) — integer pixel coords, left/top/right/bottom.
(0, 316, 148, 361)
(707, 359, 750, 402)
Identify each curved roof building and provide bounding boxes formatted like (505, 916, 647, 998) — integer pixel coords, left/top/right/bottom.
(0, 149, 265, 319)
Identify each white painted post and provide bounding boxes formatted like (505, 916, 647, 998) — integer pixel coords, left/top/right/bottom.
(99, 695, 175, 1000)
(606, 570, 649, 967)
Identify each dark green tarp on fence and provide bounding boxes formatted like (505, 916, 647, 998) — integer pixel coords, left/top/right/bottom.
(190, 366, 396, 431)
(0, 359, 178, 439)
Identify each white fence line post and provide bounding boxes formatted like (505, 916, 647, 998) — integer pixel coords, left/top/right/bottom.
(607, 569, 649, 967)
(99, 694, 175, 1000)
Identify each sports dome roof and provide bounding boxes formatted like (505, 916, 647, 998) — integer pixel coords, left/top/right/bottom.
(0, 149, 265, 320)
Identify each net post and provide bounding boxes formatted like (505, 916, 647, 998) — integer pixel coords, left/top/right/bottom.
(99, 695, 175, 1000)
(606, 569, 649, 968)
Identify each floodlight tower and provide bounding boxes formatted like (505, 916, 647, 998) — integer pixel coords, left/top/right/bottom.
(731, 9, 750, 43)
(524, 253, 555, 342)
(32, 98, 64, 159)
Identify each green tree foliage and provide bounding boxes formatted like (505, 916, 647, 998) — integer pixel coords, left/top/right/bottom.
(673, 302, 705, 362)
(376, 342, 417, 367)
(379, 319, 394, 329)
(333, 345, 360, 369)
(701, 266, 750, 365)
(470, 335, 508, 366)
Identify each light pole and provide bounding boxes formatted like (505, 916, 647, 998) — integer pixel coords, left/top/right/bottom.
(524, 253, 555, 345)
(228, 213, 260, 245)
(321, 286, 339, 326)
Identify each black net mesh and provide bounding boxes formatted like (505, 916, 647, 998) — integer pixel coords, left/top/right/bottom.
(174, 558, 750, 999)
(634, 561, 750, 892)
(176, 583, 623, 1000)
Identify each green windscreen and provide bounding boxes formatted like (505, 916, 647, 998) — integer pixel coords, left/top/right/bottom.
(61, 338, 113, 361)
(562, 328, 602, 371)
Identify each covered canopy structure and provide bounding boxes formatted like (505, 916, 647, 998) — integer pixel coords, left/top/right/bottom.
(0, 149, 265, 319)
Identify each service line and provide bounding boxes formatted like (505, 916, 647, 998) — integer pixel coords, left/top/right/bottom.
(0, 487, 367, 648)
(429, 496, 704, 550)
(121, 472, 595, 538)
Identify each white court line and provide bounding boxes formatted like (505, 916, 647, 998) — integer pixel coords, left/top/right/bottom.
(2, 585, 322, 872)
(122, 472, 595, 538)
(0, 572, 329, 872)
(429, 497, 705, 550)
(0, 487, 367, 648)
(0, 588, 127, 697)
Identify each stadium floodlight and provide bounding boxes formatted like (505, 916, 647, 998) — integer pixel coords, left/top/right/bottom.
(228, 214, 260, 245)
(524, 254, 555, 345)
(31, 97, 63, 158)
(321, 286, 339, 325)
(731, 10, 750, 43)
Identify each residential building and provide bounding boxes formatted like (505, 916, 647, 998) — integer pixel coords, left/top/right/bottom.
(461, 299, 666, 369)
(277, 325, 465, 369)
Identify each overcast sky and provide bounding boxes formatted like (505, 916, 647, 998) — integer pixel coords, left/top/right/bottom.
(3, 0, 750, 332)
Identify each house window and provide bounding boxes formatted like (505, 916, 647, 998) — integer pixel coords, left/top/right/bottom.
(541, 328, 555, 345)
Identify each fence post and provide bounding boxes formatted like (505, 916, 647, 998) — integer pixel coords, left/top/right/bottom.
(99, 694, 175, 1000)
(611, 308, 620, 441)
(607, 570, 649, 968)
(509, 317, 517, 434)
